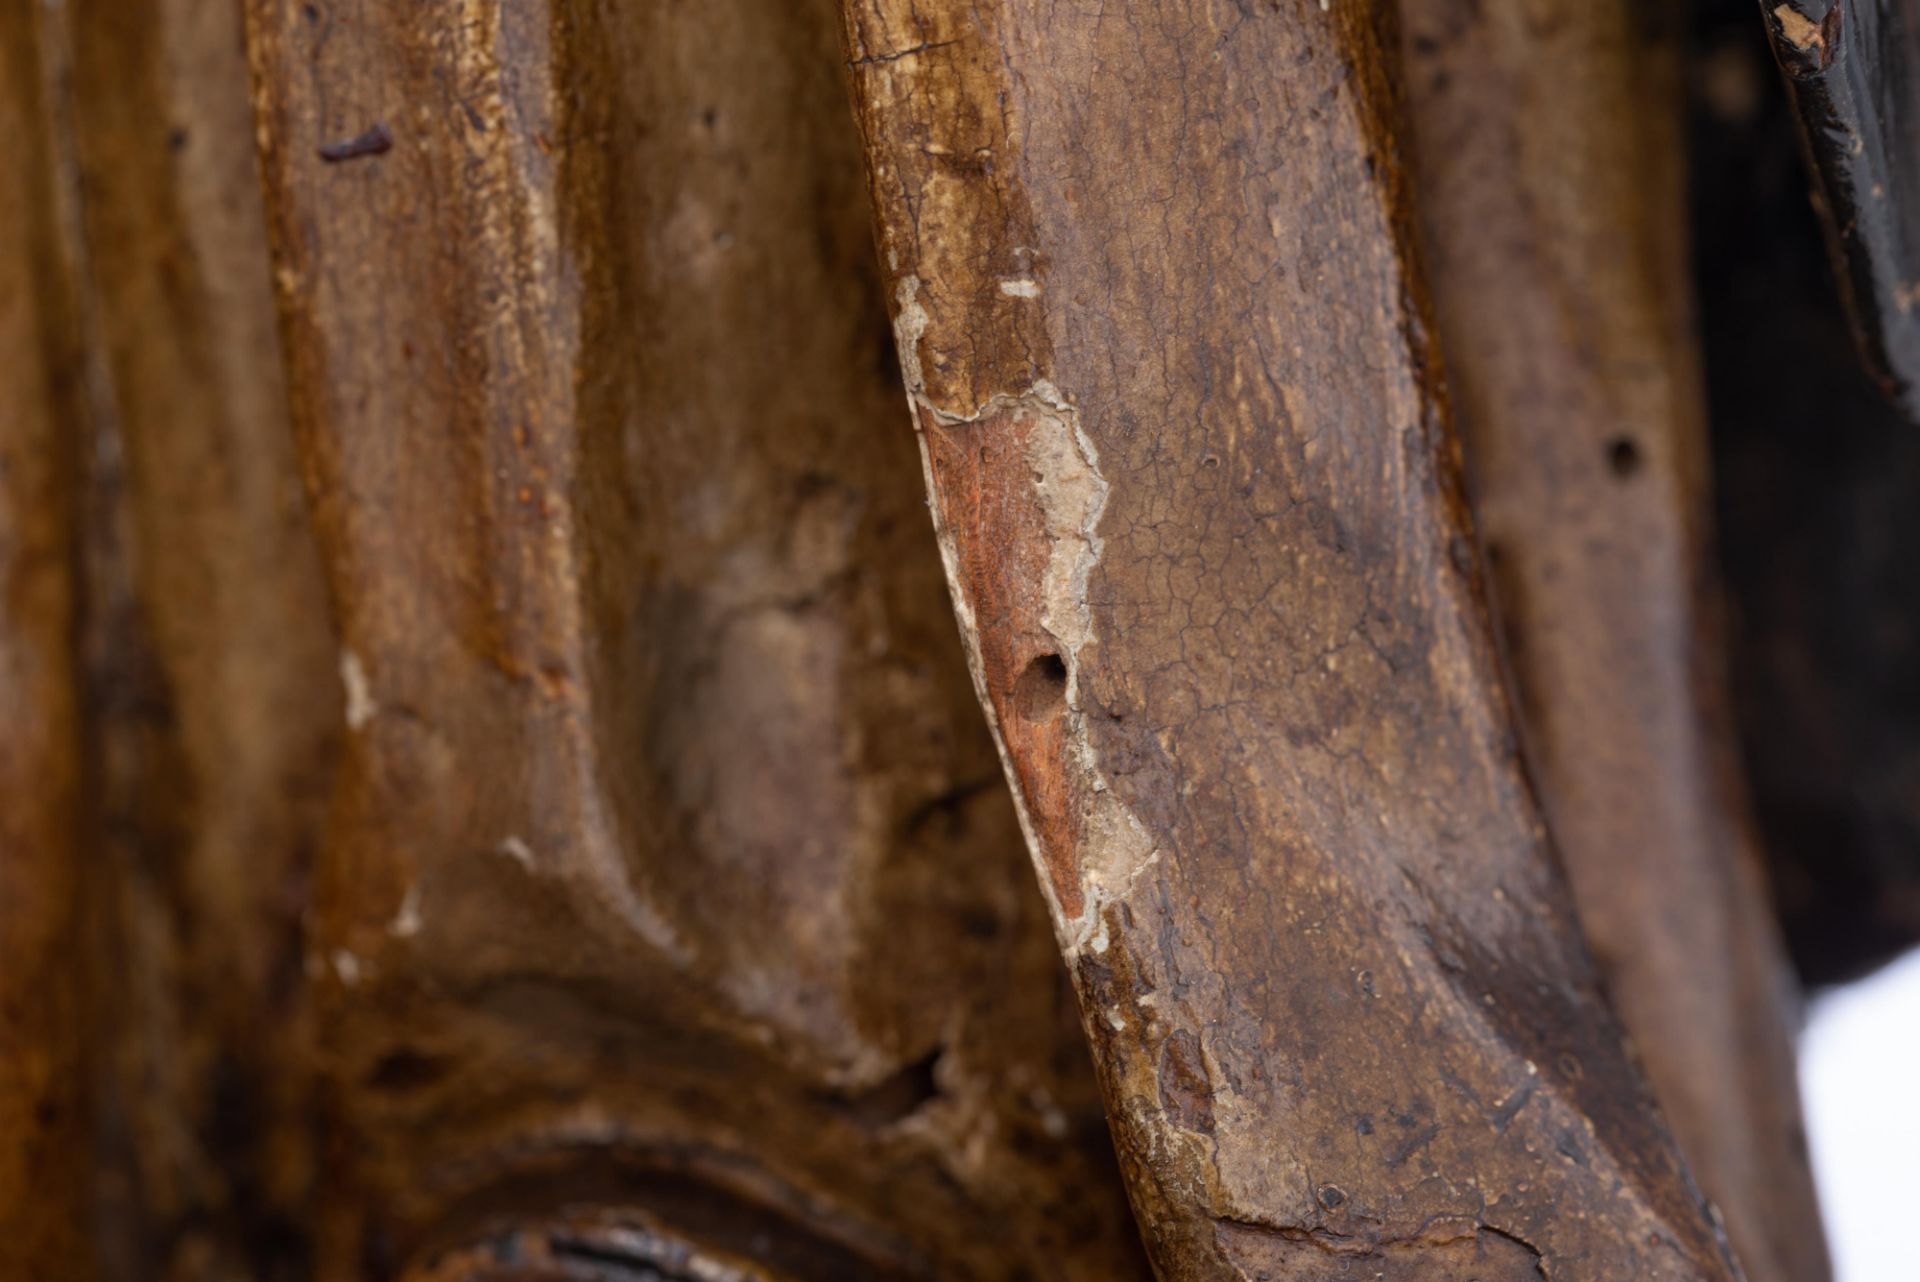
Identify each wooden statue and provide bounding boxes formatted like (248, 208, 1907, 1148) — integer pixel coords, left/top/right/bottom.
(0, 0, 1901, 1277)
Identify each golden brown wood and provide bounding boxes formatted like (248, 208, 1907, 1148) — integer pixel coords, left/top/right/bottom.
(843, 1, 1747, 1277)
(1401, 3, 1829, 1279)
(243, 0, 1145, 1276)
(49, 2, 343, 1275)
(0, 0, 1874, 1274)
(0, 4, 91, 1275)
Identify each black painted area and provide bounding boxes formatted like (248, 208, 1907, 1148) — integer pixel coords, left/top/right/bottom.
(1694, 0, 1920, 982)
(1756, 0, 1920, 417)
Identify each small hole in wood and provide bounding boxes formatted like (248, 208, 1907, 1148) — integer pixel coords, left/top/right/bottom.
(1013, 653, 1068, 721)
(1606, 435, 1642, 479)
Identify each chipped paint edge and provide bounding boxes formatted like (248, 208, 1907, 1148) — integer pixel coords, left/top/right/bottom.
(893, 280, 1157, 956)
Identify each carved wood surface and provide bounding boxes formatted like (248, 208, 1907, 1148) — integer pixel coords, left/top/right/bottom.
(0, 0, 1866, 1277)
(843, 1, 1750, 1277)
(58, 3, 342, 1274)
(1402, 4, 1828, 1280)
(0, 5, 91, 1273)
(244, 0, 1145, 1276)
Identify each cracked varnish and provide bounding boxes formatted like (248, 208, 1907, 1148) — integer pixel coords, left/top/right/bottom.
(1402, 1, 1827, 1279)
(846, 0, 1748, 1277)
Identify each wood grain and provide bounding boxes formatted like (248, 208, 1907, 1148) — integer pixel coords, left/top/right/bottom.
(844, 1, 1748, 1276)
(1402, 2, 1828, 1278)
(244, 0, 1146, 1276)
(51, 1, 342, 1274)
(0, 4, 91, 1274)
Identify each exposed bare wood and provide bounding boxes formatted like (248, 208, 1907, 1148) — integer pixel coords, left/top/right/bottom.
(0, 5, 91, 1274)
(843, 1, 1747, 1277)
(40, 2, 345, 1275)
(1401, 3, 1828, 1279)
(0, 1, 1879, 1276)
(243, 0, 1145, 1276)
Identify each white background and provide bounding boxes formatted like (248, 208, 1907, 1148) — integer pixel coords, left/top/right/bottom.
(1800, 947, 1920, 1281)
